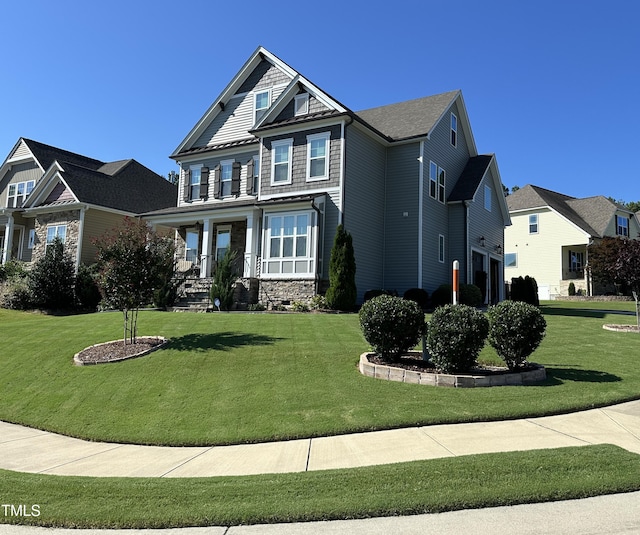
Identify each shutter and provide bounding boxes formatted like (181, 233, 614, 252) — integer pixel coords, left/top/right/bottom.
(231, 162, 241, 196)
(246, 158, 254, 194)
(200, 167, 209, 199)
(183, 169, 191, 201)
(213, 164, 221, 199)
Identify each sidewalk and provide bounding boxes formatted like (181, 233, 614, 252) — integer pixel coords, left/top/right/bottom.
(1, 400, 640, 477)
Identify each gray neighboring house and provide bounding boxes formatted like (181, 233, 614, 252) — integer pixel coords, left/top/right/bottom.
(0, 138, 176, 269)
(144, 46, 510, 307)
(505, 184, 640, 298)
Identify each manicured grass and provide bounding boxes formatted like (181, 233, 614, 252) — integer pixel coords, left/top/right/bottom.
(2, 445, 639, 529)
(0, 302, 639, 445)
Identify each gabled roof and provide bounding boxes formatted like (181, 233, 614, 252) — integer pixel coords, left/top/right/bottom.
(506, 184, 632, 238)
(13, 138, 176, 214)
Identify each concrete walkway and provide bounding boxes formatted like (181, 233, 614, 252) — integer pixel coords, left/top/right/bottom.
(2, 401, 640, 534)
(2, 400, 640, 477)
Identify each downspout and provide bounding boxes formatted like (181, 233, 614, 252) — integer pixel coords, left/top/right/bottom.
(311, 198, 323, 296)
(75, 206, 87, 273)
(464, 200, 470, 284)
(339, 116, 353, 227)
(418, 141, 424, 288)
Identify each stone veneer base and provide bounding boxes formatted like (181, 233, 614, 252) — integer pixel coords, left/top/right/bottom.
(359, 352, 546, 388)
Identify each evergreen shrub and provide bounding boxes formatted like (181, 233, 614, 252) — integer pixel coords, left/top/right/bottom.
(426, 304, 489, 373)
(359, 294, 424, 362)
(487, 300, 546, 370)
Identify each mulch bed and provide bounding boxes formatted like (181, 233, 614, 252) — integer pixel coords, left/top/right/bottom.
(74, 337, 167, 365)
(367, 353, 533, 376)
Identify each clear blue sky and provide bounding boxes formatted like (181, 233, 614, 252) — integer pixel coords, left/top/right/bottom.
(1, 0, 638, 203)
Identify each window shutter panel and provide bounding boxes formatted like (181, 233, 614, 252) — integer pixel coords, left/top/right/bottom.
(246, 158, 254, 194)
(231, 162, 241, 196)
(183, 169, 191, 201)
(200, 167, 209, 199)
(213, 165, 221, 199)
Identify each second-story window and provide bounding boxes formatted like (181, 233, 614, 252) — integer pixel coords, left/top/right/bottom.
(307, 133, 329, 181)
(529, 214, 539, 234)
(189, 167, 201, 201)
(7, 180, 35, 208)
(617, 215, 629, 237)
(484, 185, 492, 212)
(220, 161, 233, 197)
(271, 139, 293, 185)
(252, 156, 260, 194)
(295, 93, 309, 116)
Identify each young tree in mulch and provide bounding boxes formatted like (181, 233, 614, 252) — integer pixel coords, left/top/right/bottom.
(325, 224, 357, 311)
(29, 236, 76, 311)
(94, 218, 175, 344)
(589, 237, 640, 330)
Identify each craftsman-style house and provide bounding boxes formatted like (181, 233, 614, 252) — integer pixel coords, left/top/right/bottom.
(0, 138, 176, 269)
(144, 47, 510, 307)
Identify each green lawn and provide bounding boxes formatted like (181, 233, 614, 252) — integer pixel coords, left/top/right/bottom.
(2, 445, 640, 529)
(0, 301, 638, 446)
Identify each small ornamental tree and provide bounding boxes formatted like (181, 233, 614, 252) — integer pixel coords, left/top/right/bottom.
(325, 224, 357, 311)
(487, 301, 546, 369)
(589, 237, 640, 329)
(94, 218, 175, 344)
(29, 236, 76, 310)
(359, 294, 424, 362)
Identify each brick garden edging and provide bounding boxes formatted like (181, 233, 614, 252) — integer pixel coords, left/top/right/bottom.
(359, 352, 546, 388)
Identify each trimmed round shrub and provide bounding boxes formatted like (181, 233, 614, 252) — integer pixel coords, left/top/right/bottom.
(359, 294, 425, 362)
(426, 304, 489, 373)
(403, 288, 429, 310)
(487, 300, 547, 370)
(431, 284, 452, 307)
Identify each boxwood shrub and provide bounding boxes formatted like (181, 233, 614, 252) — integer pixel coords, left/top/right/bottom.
(359, 294, 424, 362)
(487, 300, 546, 370)
(426, 304, 489, 373)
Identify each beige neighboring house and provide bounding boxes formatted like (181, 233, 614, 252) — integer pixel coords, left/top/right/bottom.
(505, 184, 640, 299)
(0, 138, 176, 269)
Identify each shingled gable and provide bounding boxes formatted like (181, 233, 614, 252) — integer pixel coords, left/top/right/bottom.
(505, 184, 628, 238)
(20, 139, 176, 214)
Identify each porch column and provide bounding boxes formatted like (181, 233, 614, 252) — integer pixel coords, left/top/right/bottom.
(200, 218, 214, 278)
(3, 215, 14, 264)
(244, 213, 259, 278)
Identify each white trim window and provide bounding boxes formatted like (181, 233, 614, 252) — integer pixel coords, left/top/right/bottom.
(505, 253, 517, 268)
(529, 214, 539, 234)
(7, 180, 35, 208)
(271, 139, 293, 185)
(306, 132, 330, 181)
(46, 224, 66, 250)
(450, 113, 457, 147)
(617, 215, 629, 237)
(438, 234, 445, 263)
(429, 162, 445, 203)
(254, 90, 271, 123)
(262, 211, 315, 277)
(220, 160, 234, 197)
(252, 155, 260, 195)
(189, 165, 201, 201)
(438, 168, 445, 203)
(484, 185, 492, 212)
(294, 93, 309, 116)
(185, 230, 199, 263)
(215, 226, 231, 263)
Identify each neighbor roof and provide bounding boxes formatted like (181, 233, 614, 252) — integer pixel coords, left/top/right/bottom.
(506, 184, 627, 238)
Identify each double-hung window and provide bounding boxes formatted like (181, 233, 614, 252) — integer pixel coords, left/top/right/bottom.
(185, 230, 199, 263)
(252, 155, 260, 194)
(7, 180, 35, 208)
(220, 160, 233, 197)
(271, 139, 293, 185)
(215, 226, 231, 263)
(450, 113, 457, 147)
(529, 214, 539, 234)
(46, 224, 66, 250)
(254, 90, 270, 123)
(263, 211, 315, 276)
(306, 132, 329, 181)
(189, 166, 201, 201)
(295, 93, 309, 116)
(617, 215, 629, 237)
(429, 161, 445, 203)
(569, 250, 585, 272)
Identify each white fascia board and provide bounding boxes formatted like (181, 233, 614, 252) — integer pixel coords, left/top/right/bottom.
(24, 163, 79, 208)
(143, 206, 259, 228)
(487, 156, 511, 226)
(510, 205, 592, 239)
(259, 187, 340, 202)
(427, 91, 478, 157)
(0, 139, 40, 183)
(172, 47, 297, 157)
(176, 142, 260, 166)
(255, 116, 347, 139)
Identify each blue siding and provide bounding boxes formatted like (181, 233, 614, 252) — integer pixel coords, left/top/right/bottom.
(343, 126, 386, 302)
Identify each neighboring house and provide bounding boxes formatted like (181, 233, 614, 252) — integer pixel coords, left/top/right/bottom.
(144, 46, 510, 307)
(505, 184, 640, 299)
(0, 138, 176, 269)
